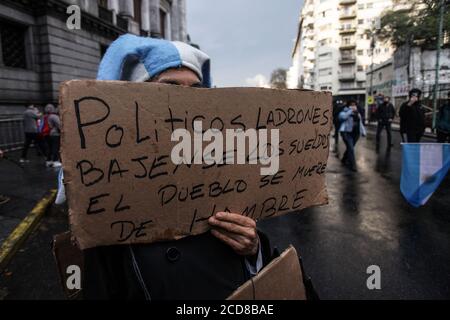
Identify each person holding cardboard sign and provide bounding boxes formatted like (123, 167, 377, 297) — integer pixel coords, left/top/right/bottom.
(60, 34, 272, 300)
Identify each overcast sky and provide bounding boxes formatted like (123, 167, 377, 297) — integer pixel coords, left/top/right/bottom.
(187, 0, 304, 87)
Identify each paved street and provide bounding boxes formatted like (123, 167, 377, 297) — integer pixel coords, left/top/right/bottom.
(0, 127, 449, 300)
(0, 151, 58, 245)
(260, 128, 450, 299)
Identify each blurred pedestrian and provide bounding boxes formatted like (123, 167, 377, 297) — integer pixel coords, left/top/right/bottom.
(40, 104, 53, 167)
(399, 89, 426, 143)
(45, 104, 61, 168)
(339, 100, 367, 172)
(376, 96, 396, 149)
(436, 91, 450, 143)
(20, 105, 42, 163)
(0, 149, 11, 205)
(333, 99, 345, 151)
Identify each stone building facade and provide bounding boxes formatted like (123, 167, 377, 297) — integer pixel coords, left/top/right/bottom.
(0, 0, 188, 116)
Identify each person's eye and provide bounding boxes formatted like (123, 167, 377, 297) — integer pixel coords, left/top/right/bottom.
(161, 80, 181, 86)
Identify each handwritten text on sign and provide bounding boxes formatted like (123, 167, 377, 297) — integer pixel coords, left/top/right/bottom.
(60, 81, 332, 249)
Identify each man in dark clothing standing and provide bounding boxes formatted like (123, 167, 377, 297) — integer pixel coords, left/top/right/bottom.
(376, 96, 396, 149)
(436, 91, 450, 143)
(399, 89, 426, 143)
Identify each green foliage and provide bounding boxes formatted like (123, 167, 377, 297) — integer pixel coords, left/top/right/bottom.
(379, 0, 450, 49)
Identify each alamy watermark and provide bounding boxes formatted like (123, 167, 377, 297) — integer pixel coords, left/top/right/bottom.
(170, 121, 280, 176)
(366, 265, 381, 290)
(66, 5, 81, 30)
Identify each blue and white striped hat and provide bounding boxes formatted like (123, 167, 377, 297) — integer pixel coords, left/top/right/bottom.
(55, 35, 212, 205)
(97, 34, 211, 87)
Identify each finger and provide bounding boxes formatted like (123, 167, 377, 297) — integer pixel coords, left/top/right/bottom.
(211, 229, 245, 253)
(208, 216, 256, 239)
(212, 227, 257, 252)
(214, 212, 256, 228)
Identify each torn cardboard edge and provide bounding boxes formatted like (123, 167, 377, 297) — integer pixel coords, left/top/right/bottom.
(227, 245, 306, 300)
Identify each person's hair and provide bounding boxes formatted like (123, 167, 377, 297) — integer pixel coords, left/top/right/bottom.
(45, 104, 55, 114)
(409, 88, 422, 98)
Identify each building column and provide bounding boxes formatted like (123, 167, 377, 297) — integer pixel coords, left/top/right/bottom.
(149, 0, 161, 38)
(141, 0, 151, 33)
(178, 0, 187, 42)
(108, 0, 119, 24)
(108, 0, 120, 12)
(171, 0, 180, 41)
(119, 0, 134, 18)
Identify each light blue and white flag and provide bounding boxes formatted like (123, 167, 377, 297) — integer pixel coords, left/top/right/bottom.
(401, 143, 450, 207)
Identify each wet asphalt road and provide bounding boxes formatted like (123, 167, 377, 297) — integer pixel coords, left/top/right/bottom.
(0, 127, 449, 300)
(260, 127, 450, 299)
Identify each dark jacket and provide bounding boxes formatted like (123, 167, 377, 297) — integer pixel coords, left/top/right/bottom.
(82, 231, 272, 300)
(437, 102, 450, 133)
(333, 103, 345, 126)
(376, 102, 396, 122)
(399, 101, 425, 135)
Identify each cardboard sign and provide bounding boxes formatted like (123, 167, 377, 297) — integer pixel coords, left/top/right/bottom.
(227, 246, 306, 300)
(52, 232, 83, 300)
(60, 80, 331, 249)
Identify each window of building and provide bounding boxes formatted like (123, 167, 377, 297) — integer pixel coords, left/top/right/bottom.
(366, 3, 373, 9)
(159, 8, 167, 39)
(319, 39, 329, 46)
(319, 52, 332, 61)
(358, 19, 364, 25)
(341, 81, 354, 89)
(341, 65, 354, 74)
(357, 50, 364, 56)
(134, 0, 142, 25)
(319, 68, 332, 76)
(342, 36, 352, 45)
(0, 19, 28, 69)
(320, 83, 332, 91)
(98, 0, 113, 23)
(341, 50, 354, 59)
(357, 81, 366, 88)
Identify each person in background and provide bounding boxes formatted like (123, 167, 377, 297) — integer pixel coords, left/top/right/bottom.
(376, 96, 396, 150)
(45, 104, 61, 168)
(399, 89, 426, 143)
(339, 100, 367, 172)
(436, 91, 450, 143)
(20, 105, 42, 163)
(0, 149, 11, 205)
(332, 99, 345, 151)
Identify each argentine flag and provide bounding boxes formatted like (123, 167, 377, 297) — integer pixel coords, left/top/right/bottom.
(401, 143, 450, 207)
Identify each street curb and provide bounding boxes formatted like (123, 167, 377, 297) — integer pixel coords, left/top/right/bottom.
(0, 189, 57, 272)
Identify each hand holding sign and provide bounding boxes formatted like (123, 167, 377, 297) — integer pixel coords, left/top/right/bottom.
(209, 212, 259, 256)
